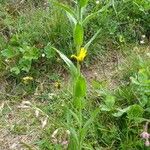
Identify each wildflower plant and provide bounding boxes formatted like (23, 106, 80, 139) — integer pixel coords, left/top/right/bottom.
(49, 0, 111, 149)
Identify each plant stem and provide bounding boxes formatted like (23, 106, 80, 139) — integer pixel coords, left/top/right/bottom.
(76, 3, 84, 150)
(76, 45, 81, 73)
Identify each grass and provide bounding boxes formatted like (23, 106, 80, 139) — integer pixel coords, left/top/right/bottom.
(0, 45, 149, 149)
(0, 0, 150, 149)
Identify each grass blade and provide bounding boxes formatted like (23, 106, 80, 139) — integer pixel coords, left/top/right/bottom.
(82, 2, 110, 26)
(80, 108, 99, 142)
(50, 0, 77, 23)
(84, 29, 101, 49)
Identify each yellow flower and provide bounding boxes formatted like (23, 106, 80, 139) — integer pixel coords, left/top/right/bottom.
(54, 81, 61, 89)
(22, 76, 33, 84)
(71, 47, 87, 62)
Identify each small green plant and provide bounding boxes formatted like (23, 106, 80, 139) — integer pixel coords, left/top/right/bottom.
(49, 0, 111, 149)
(112, 65, 150, 120)
(130, 68, 150, 107)
(1, 44, 39, 74)
(93, 54, 150, 148)
(1, 42, 57, 74)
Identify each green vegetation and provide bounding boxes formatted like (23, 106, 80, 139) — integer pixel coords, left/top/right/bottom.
(0, 0, 150, 150)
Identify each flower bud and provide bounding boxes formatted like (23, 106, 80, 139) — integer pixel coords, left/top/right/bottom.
(141, 131, 149, 139)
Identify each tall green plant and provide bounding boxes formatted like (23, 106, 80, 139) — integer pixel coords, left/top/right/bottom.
(49, 0, 111, 149)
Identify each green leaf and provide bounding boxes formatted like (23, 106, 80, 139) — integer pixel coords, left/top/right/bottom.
(73, 23, 84, 46)
(79, 0, 89, 8)
(105, 95, 115, 109)
(82, 2, 110, 26)
(53, 47, 78, 78)
(113, 106, 131, 117)
(10, 66, 20, 75)
(68, 127, 79, 150)
(100, 95, 115, 112)
(74, 97, 86, 110)
(67, 13, 77, 25)
(9, 34, 20, 46)
(127, 104, 144, 120)
(68, 109, 80, 126)
(83, 108, 99, 131)
(111, 0, 117, 14)
(101, 105, 111, 112)
(23, 47, 39, 60)
(1, 48, 18, 58)
(50, 0, 77, 24)
(73, 75, 86, 109)
(19, 59, 32, 72)
(84, 29, 101, 49)
(80, 108, 99, 143)
(130, 76, 140, 85)
(44, 43, 56, 59)
(74, 75, 86, 98)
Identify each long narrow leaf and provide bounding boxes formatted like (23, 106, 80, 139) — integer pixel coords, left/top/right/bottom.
(84, 29, 101, 49)
(52, 47, 78, 77)
(82, 2, 111, 26)
(79, 0, 89, 8)
(49, 0, 77, 23)
(68, 127, 79, 150)
(82, 108, 99, 132)
(80, 108, 100, 142)
(111, 0, 117, 15)
(69, 109, 81, 125)
(67, 13, 77, 25)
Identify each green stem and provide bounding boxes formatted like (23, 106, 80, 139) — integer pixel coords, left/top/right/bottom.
(79, 7, 82, 22)
(77, 2, 82, 22)
(76, 3, 84, 150)
(76, 45, 81, 73)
